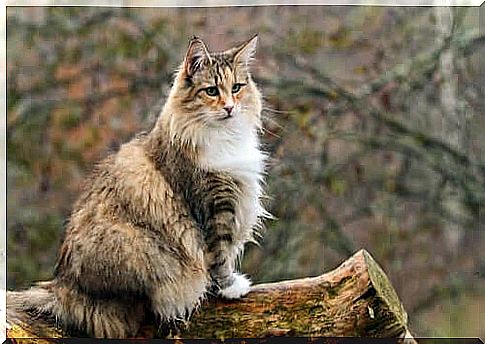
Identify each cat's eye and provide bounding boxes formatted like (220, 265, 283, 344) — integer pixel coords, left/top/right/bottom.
(205, 86, 219, 97)
(232, 83, 246, 94)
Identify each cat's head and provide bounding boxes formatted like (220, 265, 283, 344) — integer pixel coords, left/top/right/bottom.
(163, 35, 262, 149)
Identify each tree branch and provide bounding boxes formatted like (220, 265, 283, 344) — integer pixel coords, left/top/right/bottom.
(7, 250, 415, 341)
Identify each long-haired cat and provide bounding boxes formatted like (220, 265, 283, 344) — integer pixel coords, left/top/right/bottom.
(7, 34, 268, 338)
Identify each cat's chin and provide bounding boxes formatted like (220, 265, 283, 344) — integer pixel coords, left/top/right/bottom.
(216, 112, 260, 130)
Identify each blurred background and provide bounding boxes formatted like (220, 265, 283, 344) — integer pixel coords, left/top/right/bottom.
(6, 5, 485, 338)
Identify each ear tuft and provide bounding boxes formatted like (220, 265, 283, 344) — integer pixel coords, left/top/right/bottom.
(233, 34, 258, 66)
(183, 37, 212, 76)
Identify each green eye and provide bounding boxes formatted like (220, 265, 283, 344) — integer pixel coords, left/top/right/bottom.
(205, 86, 219, 96)
(232, 83, 245, 93)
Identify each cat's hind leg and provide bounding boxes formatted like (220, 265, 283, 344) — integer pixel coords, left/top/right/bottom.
(50, 283, 145, 338)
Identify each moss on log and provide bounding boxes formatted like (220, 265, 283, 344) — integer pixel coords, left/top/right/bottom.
(7, 249, 415, 342)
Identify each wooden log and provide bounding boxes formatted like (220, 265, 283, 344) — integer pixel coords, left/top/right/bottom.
(6, 249, 416, 342)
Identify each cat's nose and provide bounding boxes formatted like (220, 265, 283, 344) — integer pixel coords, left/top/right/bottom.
(223, 106, 234, 115)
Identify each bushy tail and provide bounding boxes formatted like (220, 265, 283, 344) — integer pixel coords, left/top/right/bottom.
(7, 280, 146, 338)
(7, 281, 57, 320)
(7, 280, 60, 337)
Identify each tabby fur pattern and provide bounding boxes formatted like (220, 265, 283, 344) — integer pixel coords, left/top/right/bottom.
(7, 34, 268, 338)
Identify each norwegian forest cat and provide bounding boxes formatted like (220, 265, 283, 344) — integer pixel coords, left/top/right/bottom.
(7, 34, 269, 338)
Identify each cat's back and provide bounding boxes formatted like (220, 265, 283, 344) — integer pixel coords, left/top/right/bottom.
(58, 133, 206, 288)
(70, 133, 189, 235)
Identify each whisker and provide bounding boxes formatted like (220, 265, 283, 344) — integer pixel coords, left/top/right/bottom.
(262, 107, 290, 115)
(261, 127, 281, 139)
(262, 116, 284, 130)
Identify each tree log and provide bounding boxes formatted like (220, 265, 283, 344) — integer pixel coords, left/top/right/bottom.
(6, 249, 416, 342)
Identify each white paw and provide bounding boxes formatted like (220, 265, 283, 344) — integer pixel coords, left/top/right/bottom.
(219, 273, 252, 299)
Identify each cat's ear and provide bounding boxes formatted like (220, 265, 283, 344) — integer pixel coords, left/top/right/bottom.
(183, 36, 212, 76)
(232, 34, 258, 67)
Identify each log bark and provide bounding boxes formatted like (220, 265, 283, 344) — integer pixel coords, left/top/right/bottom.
(6, 249, 416, 342)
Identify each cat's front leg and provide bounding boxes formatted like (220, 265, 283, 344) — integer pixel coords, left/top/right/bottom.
(218, 271, 251, 299)
(205, 210, 251, 299)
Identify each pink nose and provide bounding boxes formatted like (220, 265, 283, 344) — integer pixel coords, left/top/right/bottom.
(224, 106, 234, 115)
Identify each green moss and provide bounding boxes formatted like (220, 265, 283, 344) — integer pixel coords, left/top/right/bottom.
(363, 250, 407, 326)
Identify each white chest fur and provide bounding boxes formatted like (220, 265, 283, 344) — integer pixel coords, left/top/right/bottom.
(197, 126, 267, 240)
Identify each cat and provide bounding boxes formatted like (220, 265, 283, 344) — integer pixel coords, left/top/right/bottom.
(7, 34, 269, 338)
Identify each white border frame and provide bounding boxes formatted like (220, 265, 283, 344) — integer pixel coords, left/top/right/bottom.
(2, 2, 483, 343)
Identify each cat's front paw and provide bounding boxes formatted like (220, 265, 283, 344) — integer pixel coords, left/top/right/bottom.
(219, 273, 251, 299)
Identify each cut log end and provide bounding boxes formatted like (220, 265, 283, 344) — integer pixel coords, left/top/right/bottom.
(181, 249, 412, 339)
(7, 249, 415, 341)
